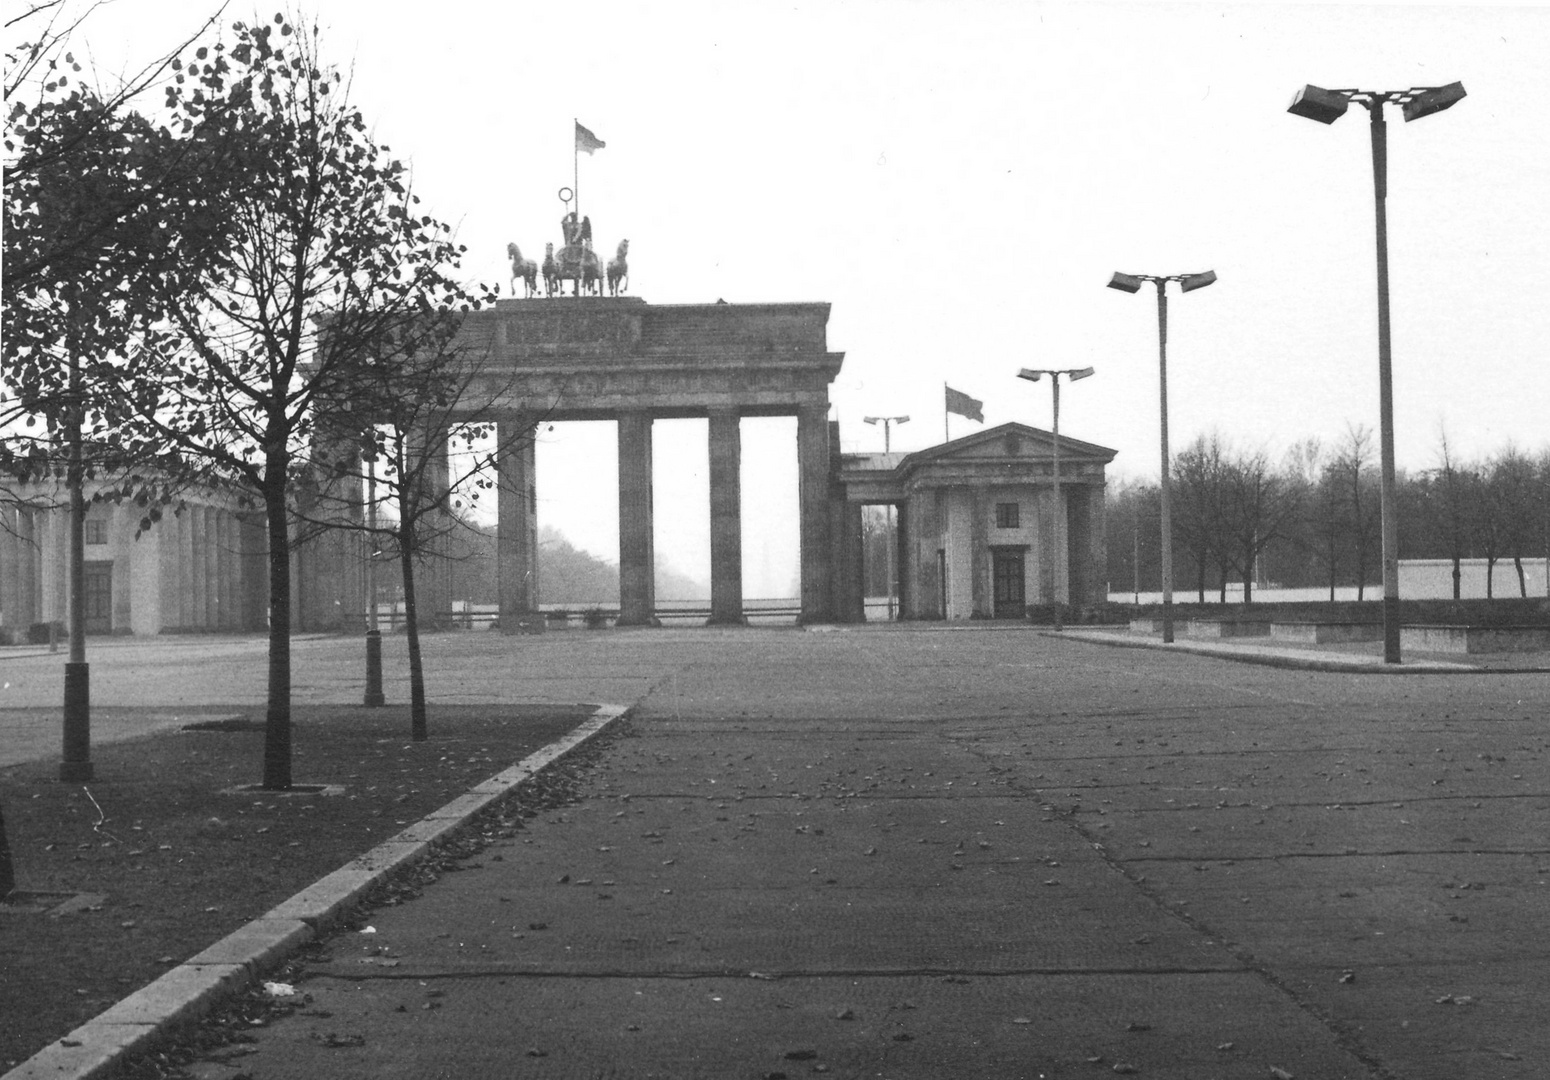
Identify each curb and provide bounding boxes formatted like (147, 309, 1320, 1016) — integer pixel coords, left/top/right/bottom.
(1047, 629, 1527, 674)
(3, 704, 629, 1080)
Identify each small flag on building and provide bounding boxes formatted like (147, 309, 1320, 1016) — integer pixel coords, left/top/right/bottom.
(575, 121, 606, 155)
(945, 385, 984, 423)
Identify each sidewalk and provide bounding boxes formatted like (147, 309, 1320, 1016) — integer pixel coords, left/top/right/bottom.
(1055, 625, 1550, 673)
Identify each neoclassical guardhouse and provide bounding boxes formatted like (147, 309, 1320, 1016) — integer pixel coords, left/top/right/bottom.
(835, 423, 1116, 620)
(1, 297, 1114, 637)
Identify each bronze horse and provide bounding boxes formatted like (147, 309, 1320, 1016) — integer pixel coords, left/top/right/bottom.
(607, 239, 629, 297)
(542, 244, 559, 296)
(506, 243, 539, 298)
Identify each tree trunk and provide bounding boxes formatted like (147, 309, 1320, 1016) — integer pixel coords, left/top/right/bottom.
(262, 473, 293, 790)
(1451, 552, 1461, 600)
(400, 534, 427, 742)
(1486, 557, 1496, 599)
(1513, 555, 1527, 597)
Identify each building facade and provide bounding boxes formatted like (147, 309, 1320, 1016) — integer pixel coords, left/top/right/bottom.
(831, 423, 1116, 620)
(0, 486, 269, 642)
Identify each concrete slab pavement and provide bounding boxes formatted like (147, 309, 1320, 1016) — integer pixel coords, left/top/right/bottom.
(82, 627, 1547, 1080)
(7, 627, 1547, 1078)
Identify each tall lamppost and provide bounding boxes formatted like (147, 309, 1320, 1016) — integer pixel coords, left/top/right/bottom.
(1107, 270, 1217, 643)
(363, 451, 385, 707)
(1016, 366, 1094, 631)
(1287, 81, 1466, 665)
(864, 415, 909, 619)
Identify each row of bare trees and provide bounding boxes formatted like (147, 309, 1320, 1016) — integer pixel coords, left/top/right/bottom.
(4, 7, 524, 789)
(1107, 427, 1550, 602)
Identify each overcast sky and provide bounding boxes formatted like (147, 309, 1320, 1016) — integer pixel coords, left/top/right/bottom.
(45, 1, 1550, 593)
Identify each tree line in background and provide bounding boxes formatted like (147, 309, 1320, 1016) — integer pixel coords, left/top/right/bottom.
(1106, 427, 1550, 603)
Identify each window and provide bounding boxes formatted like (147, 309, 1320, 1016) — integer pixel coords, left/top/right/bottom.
(84, 518, 108, 545)
(995, 502, 1020, 529)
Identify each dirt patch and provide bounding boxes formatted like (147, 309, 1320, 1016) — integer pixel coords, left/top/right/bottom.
(0, 702, 594, 1069)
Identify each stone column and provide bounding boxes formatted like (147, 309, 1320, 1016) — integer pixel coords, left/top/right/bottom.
(219, 510, 238, 629)
(191, 505, 209, 629)
(830, 499, 864, 623)
(796, 405, 833, 623)
(616, 411, 657, 626)
(969, 487, 989, 617)
(418, 426, 453, 630)
(178, 508, 195, 630)
(707, 407, 745, 625)
(496, 419, 542, 633)
(0, 508, 19, 637)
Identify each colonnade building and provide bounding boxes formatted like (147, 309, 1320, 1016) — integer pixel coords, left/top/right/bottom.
(1, 297, 1114, 638)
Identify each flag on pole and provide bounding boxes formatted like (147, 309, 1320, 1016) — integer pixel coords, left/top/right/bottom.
(575, 122, 606, 155)
(945, 385, 984, 423)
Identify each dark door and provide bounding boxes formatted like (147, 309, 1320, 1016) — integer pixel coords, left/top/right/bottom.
(83, 561, 113, 634)
(991, 549, 1025, 618)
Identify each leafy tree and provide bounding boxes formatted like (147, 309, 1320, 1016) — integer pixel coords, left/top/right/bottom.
(116, 15, 485, 789)
(3, 4, 222, 516)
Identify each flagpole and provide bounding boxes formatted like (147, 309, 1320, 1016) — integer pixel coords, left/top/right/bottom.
(943, 383, 949, 443)
(573, 118, 580, 225)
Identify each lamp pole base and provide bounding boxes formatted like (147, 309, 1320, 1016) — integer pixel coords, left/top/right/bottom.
(364, 630, 385, 707)
(60, 661, 94, 782)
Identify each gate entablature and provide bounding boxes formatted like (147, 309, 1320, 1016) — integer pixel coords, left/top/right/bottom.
(460, 298, 844, 420)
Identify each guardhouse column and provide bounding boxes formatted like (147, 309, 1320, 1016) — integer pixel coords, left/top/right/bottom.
(707, 407, 745, 625)
(970, 486, 989, 617)
(617, 411, 657, 626)
(796, 405, 833, 623)
(496, 419, 541, 633)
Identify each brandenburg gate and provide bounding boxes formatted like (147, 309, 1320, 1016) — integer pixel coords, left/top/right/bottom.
(463, 296, 845, 628)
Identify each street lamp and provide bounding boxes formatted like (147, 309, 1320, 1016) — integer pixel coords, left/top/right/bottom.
(862, 415, 910, 454)
(1287, 81, 1466, 664)
(1017, 366, 1095, 631)
(1107, 270, 1216, 643)
(863, 415, 909, 619)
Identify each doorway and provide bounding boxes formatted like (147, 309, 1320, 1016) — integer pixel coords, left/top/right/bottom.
(83, 561, 113, 633)
(991, 548, 1025, 619)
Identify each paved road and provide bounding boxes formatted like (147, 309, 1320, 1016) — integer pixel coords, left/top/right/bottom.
(88, 626, 1539, 1080)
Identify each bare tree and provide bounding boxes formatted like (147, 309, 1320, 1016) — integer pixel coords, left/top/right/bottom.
(297, 324, 528, 741)
(1224, 446, 1305, 603)
(1173, 433, 1231, 602)
(1487, 444, 1539, 598)
(1332, 424, 1381, 600)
